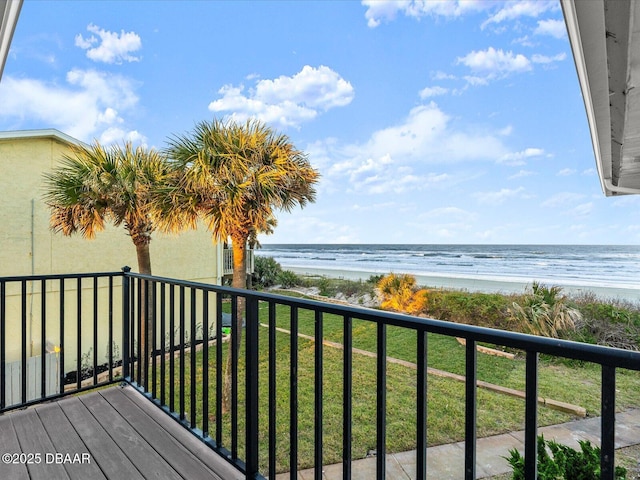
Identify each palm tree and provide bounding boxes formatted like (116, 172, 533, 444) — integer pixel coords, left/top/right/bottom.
(43, 141, 176, 386)
(164, 118, 319, 290)
(163, 118, 319, 410)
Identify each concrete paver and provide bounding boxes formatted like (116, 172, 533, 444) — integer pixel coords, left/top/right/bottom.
(289, 409, 640, 479)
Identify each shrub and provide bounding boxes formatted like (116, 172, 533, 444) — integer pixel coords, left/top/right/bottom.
(278, 270, 300, 289)
(377, 273, 419, 312)
(405, 288, 429, 315)
(506, 435, 627, 479)
(252, 256, 283, 288)
(571, 298, 640, 350)
(508, 282, 581, 338)
(425, 290, 512, 329)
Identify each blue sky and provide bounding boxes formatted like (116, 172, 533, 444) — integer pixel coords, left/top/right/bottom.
(2, 0, 639, 245)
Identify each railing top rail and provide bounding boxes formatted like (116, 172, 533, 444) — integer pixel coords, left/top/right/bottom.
(125, 270, 640, 371)
(0, 271, 124, 283)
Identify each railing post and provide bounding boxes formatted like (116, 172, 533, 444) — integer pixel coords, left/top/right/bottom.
(416, 330, 427, 480)
(524, 351, 538, 479)
(601, 365, 616, 480)
(464, 339, 477, 480)
(122, 267, 131, 381)
(343, 315, 353, 479)
(245, 295, 260, 479)
(376, 321, 387, 479)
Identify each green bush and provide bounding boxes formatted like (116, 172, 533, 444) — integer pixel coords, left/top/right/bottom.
(252, 256, 283, 288)
(506, 435, 627, 479)
(425, 290, 512, 329)
(278, 270, 300, 289)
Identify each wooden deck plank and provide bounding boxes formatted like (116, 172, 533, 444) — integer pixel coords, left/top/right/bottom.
(0, 413, 29, 480)
(118, 386, 243, 480)
(78, 390, 183, 480)
(0, 386, 244, 480)
(99, 387, 226, 480)
(9, 409, 69, 480)
(57, 395, 145, 480)
(35, 402, 107, 480)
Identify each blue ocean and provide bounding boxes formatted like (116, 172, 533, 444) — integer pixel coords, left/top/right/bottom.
(257, 244, 640, 301)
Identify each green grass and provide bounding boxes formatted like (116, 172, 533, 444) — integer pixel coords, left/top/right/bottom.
(148, 299, 640, 476)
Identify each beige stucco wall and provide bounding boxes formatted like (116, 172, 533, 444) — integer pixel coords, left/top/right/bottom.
(0, 133, 221, 281)
(0, 131, 223, 376)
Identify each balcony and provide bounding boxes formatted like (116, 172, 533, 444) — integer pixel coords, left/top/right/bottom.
(1, 269, 639, 479)
(223, 248, 255, 276)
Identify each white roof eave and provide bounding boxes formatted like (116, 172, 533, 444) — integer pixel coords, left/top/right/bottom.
(0, 0, 23, 81)
(562, 0, 640, 196)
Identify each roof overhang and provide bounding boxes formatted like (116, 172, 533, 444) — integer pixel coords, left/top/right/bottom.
(562, 0, 640, 196)
(0, 129, 85, 147)
(0, 0, 22, 81)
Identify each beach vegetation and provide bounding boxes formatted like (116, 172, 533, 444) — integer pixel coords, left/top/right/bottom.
(377, 273, 428, 313)
(252, 256, 283, 288)
(262, 270, 640, 349)
(424, 290, 513, 329)
(507, 282, 580, 338)
(278, 270, 300, 288)
(570, 296, 640, 350)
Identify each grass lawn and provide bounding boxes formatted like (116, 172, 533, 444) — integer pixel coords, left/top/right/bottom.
(151, 299, 640, 475)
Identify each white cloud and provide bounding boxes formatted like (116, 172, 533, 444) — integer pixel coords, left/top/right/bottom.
(432, 70, 457, 81)
(419, 86, 449, 98)
(474, 187, 526, 205)
(457, 47, 531, 74)
(534, 19, 567, 39)
(557, 168, 576, 176)
(508, 169, 536, 179)
(99, 127, 146, 146)
(498, 147, 545, 165)
(359, 103, 509, 165)
(362, 0, 487, 28)
(499, 125, 513, 136)
(311, 102, 512, 195)
(540, 192, 585, 208)
(463, 75, 492, 86)
(75, 24, 142, 64)
(531, 53, 567, 64)
(0, 70, 141, 142)
(481, 1, 558, 29)
(209, 65, 354, 128)
(567, 202, 593, 217)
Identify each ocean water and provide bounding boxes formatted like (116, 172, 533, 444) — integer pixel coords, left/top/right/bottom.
(257, 244, 640, 301)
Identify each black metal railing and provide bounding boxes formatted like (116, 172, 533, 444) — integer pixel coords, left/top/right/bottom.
(2, 269, 640, 480)
(0, 271, 123, 412)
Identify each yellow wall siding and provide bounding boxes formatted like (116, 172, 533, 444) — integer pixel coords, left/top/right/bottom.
(0, 134, 220, 282)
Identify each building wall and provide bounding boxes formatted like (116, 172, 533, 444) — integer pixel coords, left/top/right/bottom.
(0, 132, 221, 281)
(0, 130, 223, 371)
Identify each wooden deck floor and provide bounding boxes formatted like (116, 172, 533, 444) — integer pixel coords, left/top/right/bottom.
(0, 385, 243, 480)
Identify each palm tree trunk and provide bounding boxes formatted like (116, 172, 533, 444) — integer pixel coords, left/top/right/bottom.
(134, 241, 153, 389)
(222, 235, 248, 412)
